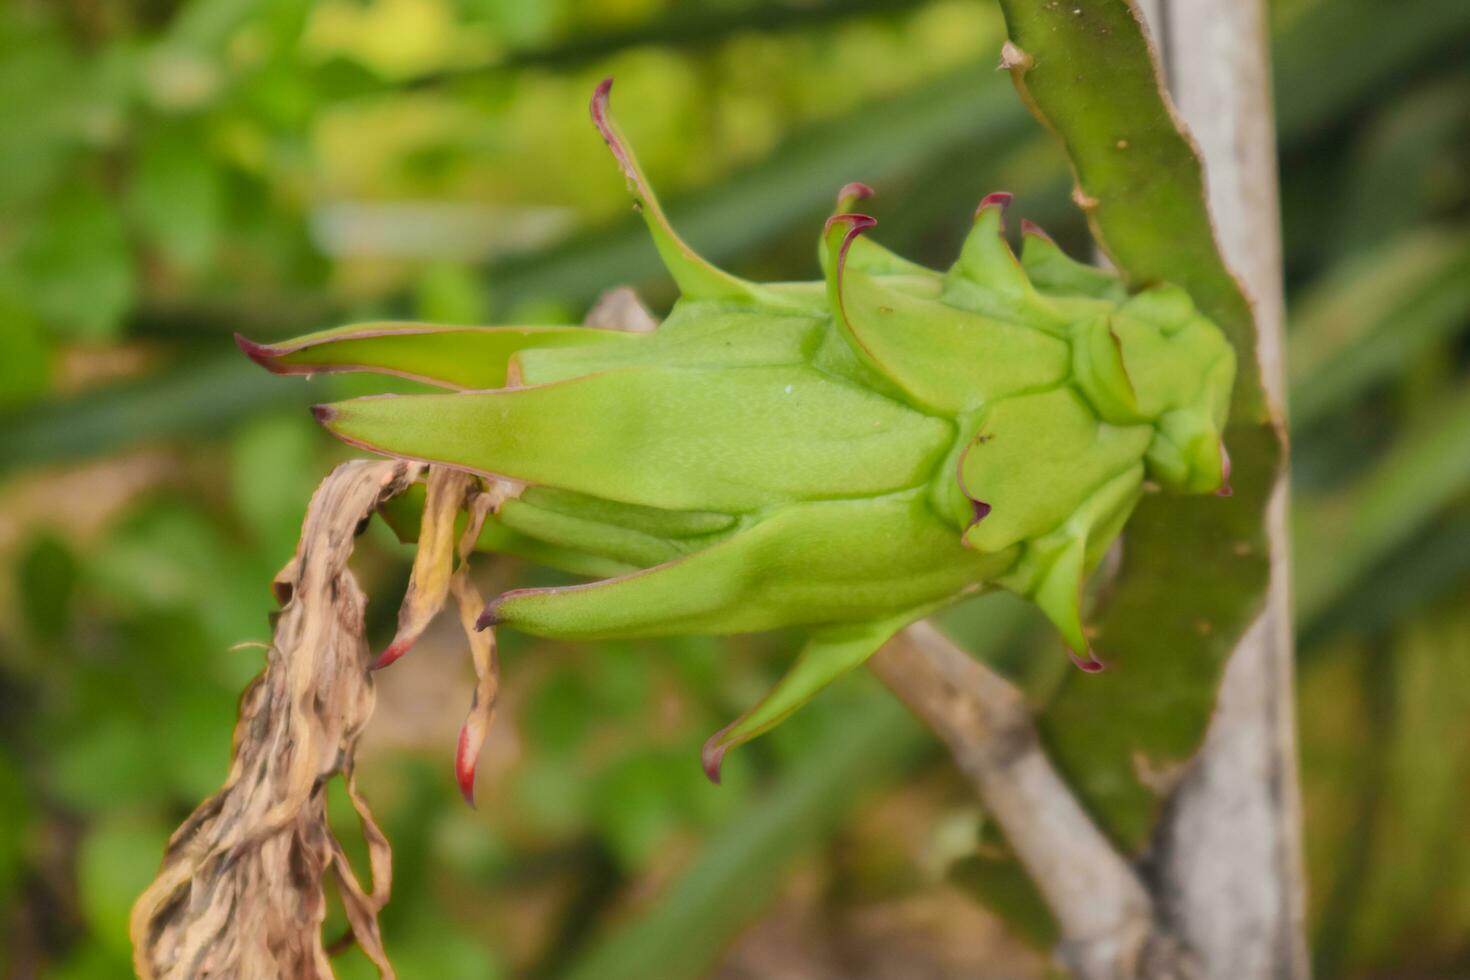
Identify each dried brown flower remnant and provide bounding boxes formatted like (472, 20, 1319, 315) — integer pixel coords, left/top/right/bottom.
(374, 466, 476, 670)
(130, 459, 422, 979)
(371, 464, 505, 804)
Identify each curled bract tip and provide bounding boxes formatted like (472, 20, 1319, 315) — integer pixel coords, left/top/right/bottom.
(454, 723, 478, 806)
(1069, 649, 1107, 673)
(836, 181, 874, 210)
(824, 212, 877, 265)
(954, 453, 992, 535)
(975, 191, 1013, 219)
(309, 404, 336, 425)
(475, 606, 500, 631)
(1020, 218, 1052, 242)
(823, 211, 878, 236)
(590, 77, 614, 116)
(372, 640, 411, 671)
(700, 735, 728, 785)
(233, 332, 277, 369)
(589, 77, 635, 181)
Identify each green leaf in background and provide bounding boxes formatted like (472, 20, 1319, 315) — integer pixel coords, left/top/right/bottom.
(0, 353, 321, 475)
(15, 185, 136, 343)
(1294, 380, 1470, 624)
(948, 841, 1059, 951)
(0, 9, 92, 210)
(563, 678, 925, 980)
(591, 747, 702, 869)
(229, 409, 334, 561)
(1289, 229, 1470, 432)
(0, 751, 31, 914)
(17, 532, 78, 648)
(1302, 601, 1470, 977)
(88, 503, 273, 657)
(1271, 0, 1470, 140)
(413, 261, 494, 323)
(337, 919, 503, 980)
(1324, 72, 1470, 261)
(77, 817, 171, 958)
(1296, 635, 1377, 980)
(49, 713, 166, 815)
(0, 293, 52, 410)
(994, 0, 1280, 847)
(128, 124, 225, 274)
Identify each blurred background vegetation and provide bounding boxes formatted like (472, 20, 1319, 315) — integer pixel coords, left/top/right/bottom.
(1, 0, 1468, 976)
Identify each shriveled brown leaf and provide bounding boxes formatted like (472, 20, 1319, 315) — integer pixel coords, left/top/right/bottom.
(449, 489, 501, 805)
(375, 466, 474, 669)
(130, 458, 421, 980)
(375, 464, 507, 804)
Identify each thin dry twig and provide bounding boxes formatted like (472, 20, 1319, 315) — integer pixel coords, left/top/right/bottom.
(130, 459, 420, 979)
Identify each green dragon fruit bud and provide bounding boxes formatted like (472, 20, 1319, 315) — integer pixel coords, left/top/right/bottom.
(238, 78, 1235, 784)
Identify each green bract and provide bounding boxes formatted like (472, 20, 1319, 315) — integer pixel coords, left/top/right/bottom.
(239, 79, 1235, 780)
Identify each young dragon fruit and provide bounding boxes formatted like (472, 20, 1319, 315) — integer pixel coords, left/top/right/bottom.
(238, 79, 1234, 787)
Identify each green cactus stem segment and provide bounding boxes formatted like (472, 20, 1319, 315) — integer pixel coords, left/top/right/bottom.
(241, 77, 1237, 781)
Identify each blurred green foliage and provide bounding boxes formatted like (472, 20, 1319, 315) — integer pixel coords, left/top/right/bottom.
(0, 0, 1468, 977)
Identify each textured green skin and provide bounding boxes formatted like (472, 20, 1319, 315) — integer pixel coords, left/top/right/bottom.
(241, 81, 1234, 770)
(994, 0, 1285, 849)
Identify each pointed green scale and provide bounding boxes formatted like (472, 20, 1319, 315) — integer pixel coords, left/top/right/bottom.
(235, 322, 632, 390)
(318, 365, 953, 513)
(487, 493, 1015, 640)
(1019, 224, 1129, 302)
(1070, 315, 1144, 425)
(822, 215, 1071, 416)
(701, 608, 929, 781)
(1116, 281, 1198, 334)
(592, 80, 799, 310)
(997, 463, 1145, 655)
(943, 197, 1070, 332)
(1105, 286, 1235, 493)
(958, 387, 1152, 554)
(827, 182, 940, 280)
(1112, 288, 1235, 422)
